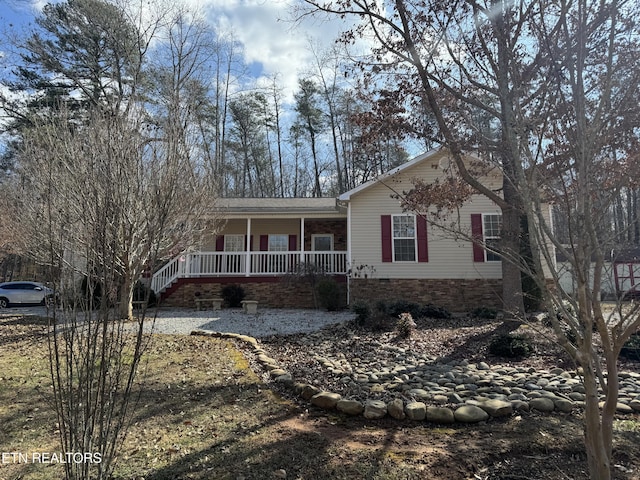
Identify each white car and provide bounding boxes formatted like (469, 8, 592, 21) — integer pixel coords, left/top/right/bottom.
(0, 281, 55, 308)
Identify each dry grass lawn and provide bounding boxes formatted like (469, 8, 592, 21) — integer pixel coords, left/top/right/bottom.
(1, 313, 639, 480)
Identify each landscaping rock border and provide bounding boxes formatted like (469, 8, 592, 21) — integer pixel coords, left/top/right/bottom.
(192, 330, 640, 424)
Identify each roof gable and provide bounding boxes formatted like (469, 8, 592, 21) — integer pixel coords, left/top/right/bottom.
(339, 148, 447, 201)
(338, 148, 492, 202)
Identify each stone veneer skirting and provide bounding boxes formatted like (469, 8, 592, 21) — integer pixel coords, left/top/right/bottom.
(349, 278, 503, 313)
(161, 276, 347, 309)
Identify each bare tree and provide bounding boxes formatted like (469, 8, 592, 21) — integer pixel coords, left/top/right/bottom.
(298, 0, 640, 478)
(297, 0, 542, 319)
(294, 78, 327, 197)
(267, 75, 287, 197)
(4, 2, 221, 478)
(14, 101, 217, 479)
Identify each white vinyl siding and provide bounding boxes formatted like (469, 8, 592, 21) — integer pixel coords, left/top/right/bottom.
(348, 151, 503, 279)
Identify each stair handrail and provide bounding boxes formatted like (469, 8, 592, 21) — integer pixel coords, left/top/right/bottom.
(151, 254, 184, 294)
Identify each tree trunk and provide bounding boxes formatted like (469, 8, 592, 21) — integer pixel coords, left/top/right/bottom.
(500, 151, 525, 321)
(500, 202, 526, 321)
(581, 353, 612, 480)
(119, 275, 133, 320)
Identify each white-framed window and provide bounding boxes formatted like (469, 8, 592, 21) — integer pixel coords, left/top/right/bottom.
(312, 234, 333, 251)
(393, 214, 416, 262)
(483, 214, 502, 262)
(224, 234, 245, 252)
(269, 234, 288, 252)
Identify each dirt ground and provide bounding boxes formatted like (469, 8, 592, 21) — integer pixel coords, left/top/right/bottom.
(1, 312, 639, 480)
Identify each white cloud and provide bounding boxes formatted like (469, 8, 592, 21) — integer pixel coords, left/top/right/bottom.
(5, 0, 56, 14)
(198, 0, 355, 102)
(5, 0, 360, 104)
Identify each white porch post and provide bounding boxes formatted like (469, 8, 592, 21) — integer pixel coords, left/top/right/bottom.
(245, 217, 252, 276)
(300, 217, 305, 264)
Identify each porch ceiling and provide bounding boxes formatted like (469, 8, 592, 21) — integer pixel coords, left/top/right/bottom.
(214, 197, 347, 219)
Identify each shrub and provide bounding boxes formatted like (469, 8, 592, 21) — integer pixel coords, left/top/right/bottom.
(386, 300, 422, 318)
(367, 311, 395, 332)
(471, 307, 498, 319)
(620, 334, 640, 361)
(351, 301, 371, 326)
(379, 300, 451, 319)
(624, 334, 640, 349)
(375, 299, 389, 314)
(80, 276, 103, 309)
(221, 284, 245, 308)
(419, 303, 452, 319)
(133, 282, 157, 307)
(488, 334, 533, 358)
(316, 278, 341, 311)
(564, 328, 578, 346)
(396, 312, 416, 338)
(352, 301, 394, 331)
(556, 300, 576, 320)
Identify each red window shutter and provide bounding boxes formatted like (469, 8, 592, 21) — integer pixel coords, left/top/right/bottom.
(259, 235, 269, 251)
(471, 214, 485, 262)
(215, 235, 224, 252)
(416, 215, 428, 262)
(381, 215, 392, 262)
(288, 234, 297, 251)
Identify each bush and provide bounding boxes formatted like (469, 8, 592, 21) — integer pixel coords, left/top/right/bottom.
(386, 300, 422, 318)
(624, 334, 640, 349)
(376, 300, 451, 319)
(133, 282, 157, 307)
(80, 276, 103, 309)
(471, 307, 498, 319)
(396, 312, 416, 338)
(488, 334, 533, 358)
(316, 278, 341, 311)
(564, 328, 578, 346)
(352, 301, 394, 331)
(620, 334, 640, 361)
(419, 303, 452, 319)
(351, 301, 371, 326)
(221, 284, 245, 308)
(367, 311, 395, 332)
(375, 299, 389, 315)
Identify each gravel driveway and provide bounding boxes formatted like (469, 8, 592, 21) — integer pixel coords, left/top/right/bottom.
(2, 305, 355, 338)
(147, 307, 354, 337)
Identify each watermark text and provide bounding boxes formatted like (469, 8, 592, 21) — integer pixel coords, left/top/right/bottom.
(2, 451, 101, 464)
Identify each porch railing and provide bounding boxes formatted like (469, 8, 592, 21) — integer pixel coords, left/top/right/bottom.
(151, 251, 348, 293)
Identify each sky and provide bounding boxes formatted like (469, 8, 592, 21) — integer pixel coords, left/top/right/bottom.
(0, 0, 356, 103)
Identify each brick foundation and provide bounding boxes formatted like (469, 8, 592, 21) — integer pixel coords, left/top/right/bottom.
(349, 278, 503, 313)
(161, 276, 347, 309)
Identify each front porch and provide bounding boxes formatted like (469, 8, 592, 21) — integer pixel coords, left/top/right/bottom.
(151, 250, 348, 295)
(151, 198, 349, 307)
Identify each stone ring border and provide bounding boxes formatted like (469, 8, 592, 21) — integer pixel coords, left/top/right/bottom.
(191, 330, 640, 424)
